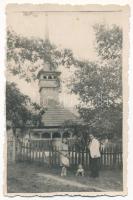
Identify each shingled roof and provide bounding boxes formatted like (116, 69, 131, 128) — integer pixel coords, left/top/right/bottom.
(41, 104, 81, 127)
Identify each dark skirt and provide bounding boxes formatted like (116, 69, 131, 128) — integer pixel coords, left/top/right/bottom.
(89, 157, 100, 177)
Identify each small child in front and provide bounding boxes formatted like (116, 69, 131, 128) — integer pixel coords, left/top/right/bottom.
(76, 164, 84, 176)
(61, 166, 67, 176)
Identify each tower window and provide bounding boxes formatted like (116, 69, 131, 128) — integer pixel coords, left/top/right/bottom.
(48, 75, 52, 79)
(43, 76, 47, 79)
(53, 75, 56, 79)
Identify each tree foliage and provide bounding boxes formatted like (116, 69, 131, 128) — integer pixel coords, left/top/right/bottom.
(94, 24, 122, 61)
(6, 82, 45, 135)
(69, 24, 122, 137)
(6, 24, 123, 138)
(7, 28, 75, 82)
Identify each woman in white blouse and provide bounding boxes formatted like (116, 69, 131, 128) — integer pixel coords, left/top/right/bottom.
(88, 134, 101, 177)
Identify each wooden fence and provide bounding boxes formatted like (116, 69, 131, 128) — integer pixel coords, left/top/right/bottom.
(13, 139, 122, 170)
(7, 136, 16, 162)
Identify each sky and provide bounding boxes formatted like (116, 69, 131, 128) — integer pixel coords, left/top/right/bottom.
(6, 5, 125, 108)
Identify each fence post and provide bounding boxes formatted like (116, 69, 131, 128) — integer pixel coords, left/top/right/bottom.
(85, 147, 89, 169)
(12, 137, 16, 162)
(82, 148, 84, 165)
(75, 145, 77, 165)
(48, 140, 52, 167)
(71, 145, 74, 166)
(113, 146, 117, 169)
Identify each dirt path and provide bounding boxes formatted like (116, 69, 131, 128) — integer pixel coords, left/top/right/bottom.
(37, 173, 108, 192)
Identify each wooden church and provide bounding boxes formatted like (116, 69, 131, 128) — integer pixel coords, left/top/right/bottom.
(28, 13, 82, 141)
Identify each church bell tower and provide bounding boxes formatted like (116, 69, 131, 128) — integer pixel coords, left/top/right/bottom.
(37, 13, 61, 107)
(37, 63, 61, 107)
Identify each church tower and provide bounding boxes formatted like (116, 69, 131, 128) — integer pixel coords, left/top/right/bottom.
(37, 63, 61, 107)
(30, 12, 81, 140)
(37, 13, 61, 107)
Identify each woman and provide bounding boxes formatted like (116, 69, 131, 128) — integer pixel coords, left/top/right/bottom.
(88, 133, 101, 177)
(60, 138, 70, 176)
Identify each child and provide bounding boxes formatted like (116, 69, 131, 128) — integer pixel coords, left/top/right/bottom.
(76, 164, 85, 176)
(61, 166, 67, 176)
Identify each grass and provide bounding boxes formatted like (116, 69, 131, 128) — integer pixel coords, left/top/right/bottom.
(7, 161, 123, 193)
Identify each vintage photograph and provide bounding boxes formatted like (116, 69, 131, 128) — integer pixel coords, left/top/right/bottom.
(6, 4, 129, 195)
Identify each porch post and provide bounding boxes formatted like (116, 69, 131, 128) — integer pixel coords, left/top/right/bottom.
(39, 132, 42, 139)
(50, 132, 53, 139)
(60, 132, 63, 141)
(70, 131, 73, 138)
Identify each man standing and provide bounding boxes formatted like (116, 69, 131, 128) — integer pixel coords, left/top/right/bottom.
(88, 134, 101, 178)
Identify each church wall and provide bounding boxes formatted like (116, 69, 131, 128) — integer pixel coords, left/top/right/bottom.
(39, 79, 59, 88)
(40, 87, 59, 106)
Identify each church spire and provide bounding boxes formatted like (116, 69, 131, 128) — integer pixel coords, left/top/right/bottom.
(37, 12, 61, 107)
(45, 12, 49, 41)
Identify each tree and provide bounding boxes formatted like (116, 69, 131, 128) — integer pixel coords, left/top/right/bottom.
(7, 28, 75, 82)
(6, 24, 123, 138)
(6, 28, 75, 137)
(69, 24, 122, 138)
(6, 81, 45, 136)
